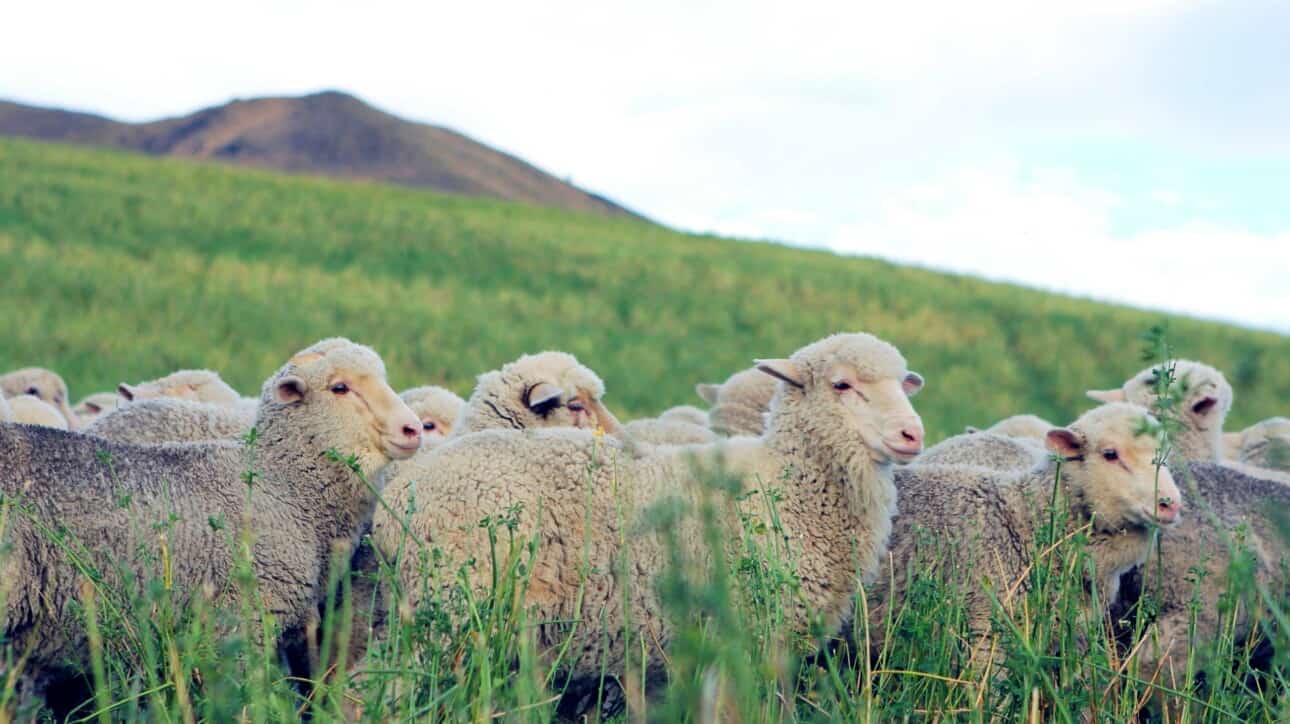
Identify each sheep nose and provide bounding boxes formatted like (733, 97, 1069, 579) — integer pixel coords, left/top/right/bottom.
(1157, 498, 1182, 525)
(401, 423, 421, 441)
(900, 426, 924, 448)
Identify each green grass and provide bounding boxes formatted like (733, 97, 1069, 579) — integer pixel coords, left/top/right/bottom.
(2, 137, 1290, 721)
(1, 137, 1287, 441)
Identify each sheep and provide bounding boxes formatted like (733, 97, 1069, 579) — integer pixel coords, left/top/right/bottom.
(1223, 417, 1290, 472)
(658, 405, 709, 427)
(621, 416, 718, 446)
(72, 392, 121, 425)
(118, 368, 243, 406)
(399, 385, 466, 443)
(1115, 462, 1290, 688)
(965, 413, 1056, 442)
(85, 397, 254, 444)
(913, 431, 1048, 473)
(1087, 360, 1232, 462)
(7, 395, 71, 430)
(868, 403, 1182, 665)
(0, 367, 77, 429)
(0, 337, 422, 707)
(453, 351, 622, 435)
(372, 331, 926, 698)
(0, 394, 10, 422)
(696, 366, 778, 437)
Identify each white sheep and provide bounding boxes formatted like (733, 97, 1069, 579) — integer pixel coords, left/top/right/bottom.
(372, 331, 926, 698)
(871, 403, 1182, 663)
(0, 394, 10, 422)
(1223, 417, 1290, 472)
(118, 368, 243, 406)
(1087, 360, 1232, 462)
(453, 351, 622, 435)
(0, 338, 422, 707)
(1, 367, 77, 429)
(965, 413, 1056, 442)
(696, 366, 778, 437)
(621, 416, 717, 446)
(71, 392, 121, 426)
(7, 395, 70, 430)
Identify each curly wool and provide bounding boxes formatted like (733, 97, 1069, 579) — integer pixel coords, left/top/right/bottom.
(85, 398, 254, 444)
(0, 337, 419, 702)
(374, 331, 922, 692)
(658, 405, 708, 427)
(914, 432, 1047, 474)
(1, 367, 76, 429)
(621, 417, 717, 446)
(1228, 417, 1290, 472)
(967, 413, 1056, 442)
(0, 395, 10, 422)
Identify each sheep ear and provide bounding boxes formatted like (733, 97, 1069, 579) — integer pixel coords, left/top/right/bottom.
(118, 384, 136, 401)
(1191, 396, 1218, 415)
(526, 382, 563, 413)
(1046, 428, 1084, 460)
(755, 359, 804, 389)
(1086, 388, 1126, 403)
(588, 398, 622, 435)
(696, 383, 720, 404)
(965, 426, 980, 434)
(275, 375, 308, 404)
(902, 371, 924, 397)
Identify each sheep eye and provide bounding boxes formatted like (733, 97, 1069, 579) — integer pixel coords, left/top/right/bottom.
(330, 383, 350, 395)
(422, 421, 436, 431)
(26, 387, 39, 396)
(832, 381, 851, 391)
(1102, 449, 1119, 462)
(567, 401, 586, 412)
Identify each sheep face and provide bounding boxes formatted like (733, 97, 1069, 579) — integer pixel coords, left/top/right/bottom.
(1047, 402, 1182, 531)
(262, 339, 422, 470)
(0, 367, 75, 429)
(73, 392, 121, 424)
(400, 386, 466, 442)
(9, 395, 70, 430)
(119, 369, 242, 406)
(1087, 360, 1232, 461)
(524, 381, 621, 434)
(759, 332, 926, 463)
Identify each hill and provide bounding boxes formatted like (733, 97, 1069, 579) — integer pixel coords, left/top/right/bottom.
(0, 136, 1286, 440)
(0, 91, 639, 218)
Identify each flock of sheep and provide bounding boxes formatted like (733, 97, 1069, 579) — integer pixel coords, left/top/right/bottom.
(2, 332, 1289, 715)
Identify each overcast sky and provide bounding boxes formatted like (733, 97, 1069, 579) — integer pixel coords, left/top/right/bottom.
(6, 0, 1289, 332)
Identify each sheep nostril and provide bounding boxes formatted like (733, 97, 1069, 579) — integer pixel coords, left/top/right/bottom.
(402, 424, 420, 440)
(901, 428, 923, 446)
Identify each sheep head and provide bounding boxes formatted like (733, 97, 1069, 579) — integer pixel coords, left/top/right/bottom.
(1087, 360, 1233, 462)
(119, 369, 242, 406)
(0, 367, 76, 430)
(260, 338, 422, 474)
(758, 332, 925, 464)
(1047, 402, 1182, 532)
(400, 385, 466, 441)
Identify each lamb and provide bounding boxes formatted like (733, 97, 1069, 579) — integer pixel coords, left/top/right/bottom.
(85, 397, 254, 444)
(0, 394, 10, 422)
(118, 368, 243, 406)
(869, 403, 1182, 664)
(696, 366, 778, 437)
(1116, 462, 1290, 688)
(453, 351, 622, 435)
(0, 367, 77, 429)
(372, 331, 926, 696)
(913, 431, 1048, 473)
(1223, 417, 1290, 472)
(72, 392, 121, 425)
(399, 385, 466, 443)
(965, 413, 1056, 442)
(0, 338, 422, 708)
(1087, 360, 1232, 462)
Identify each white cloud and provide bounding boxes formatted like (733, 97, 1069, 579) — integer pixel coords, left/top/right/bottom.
(824, 163, 1290, 332)
(1149, 189, 1183, 206)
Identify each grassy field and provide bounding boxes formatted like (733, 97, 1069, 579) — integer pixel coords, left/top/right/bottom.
(2, 137, 1290, 721)
(1, 137, 1287, 442)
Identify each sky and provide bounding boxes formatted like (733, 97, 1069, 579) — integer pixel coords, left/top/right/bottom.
(5, 0, 1290, 332)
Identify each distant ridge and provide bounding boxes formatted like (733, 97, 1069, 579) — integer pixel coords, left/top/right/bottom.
(0, 91, 643, 219)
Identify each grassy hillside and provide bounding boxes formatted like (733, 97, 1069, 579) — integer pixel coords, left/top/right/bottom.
(1, 136, 1286, 440)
